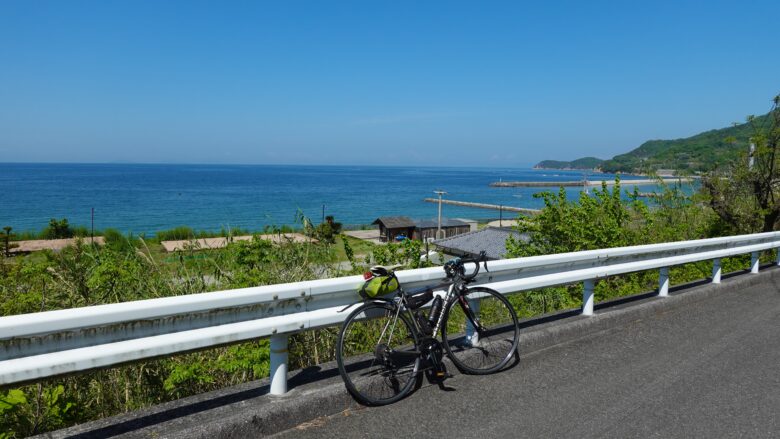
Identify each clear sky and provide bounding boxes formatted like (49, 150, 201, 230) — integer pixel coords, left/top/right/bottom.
(1, 0, 778, 167)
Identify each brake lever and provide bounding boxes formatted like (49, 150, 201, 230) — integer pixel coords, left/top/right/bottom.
(478, 251, 489, 273)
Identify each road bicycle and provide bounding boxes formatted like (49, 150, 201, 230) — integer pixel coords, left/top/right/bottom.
(335, 251, 520, 406)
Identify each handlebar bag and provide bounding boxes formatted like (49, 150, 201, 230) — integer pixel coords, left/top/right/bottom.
(358, 275, 399, 299)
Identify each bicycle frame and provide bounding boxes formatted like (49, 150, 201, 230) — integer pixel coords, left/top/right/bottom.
(391, 275, 484, 344)
(350, 265, 488, 366)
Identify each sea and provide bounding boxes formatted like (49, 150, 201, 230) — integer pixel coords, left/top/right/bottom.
(0, 163, 655, 235)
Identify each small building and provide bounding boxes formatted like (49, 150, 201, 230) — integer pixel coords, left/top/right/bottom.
(373, 216, 416, 242)
(454, 218, 479, 232)
(371, 217, 472, 243)
(432, 227, 529, 260)
(412, 218, 471, 241)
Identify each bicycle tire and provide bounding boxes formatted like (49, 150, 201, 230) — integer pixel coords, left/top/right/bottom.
(336, 301, 421, 406)
(441, 286, 519, 374)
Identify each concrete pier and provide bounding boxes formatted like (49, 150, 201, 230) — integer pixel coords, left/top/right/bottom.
(422, 198, 540, 215)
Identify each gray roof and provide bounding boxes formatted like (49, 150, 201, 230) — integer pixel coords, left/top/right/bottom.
(372, 216, 416, 228)
(432, 227, 529, 260)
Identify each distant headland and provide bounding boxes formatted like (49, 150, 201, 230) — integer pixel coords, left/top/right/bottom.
(535, 110, 776, 174)
(533, 157, 604, 171)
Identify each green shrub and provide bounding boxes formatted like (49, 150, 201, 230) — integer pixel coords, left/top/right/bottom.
(41, 218, 74, 239)
(155, 226, 195, 241)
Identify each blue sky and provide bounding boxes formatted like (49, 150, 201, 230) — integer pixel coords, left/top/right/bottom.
(1, 0, 778, 166)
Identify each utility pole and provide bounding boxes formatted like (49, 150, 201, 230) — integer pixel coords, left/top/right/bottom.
(499, 205, 503, 227)
(91, 208, 94, 244)
(433, 190, 447, 239)
(749, 141, 756, 169)
(583, 172, 590, 195)
(2, 226, 11, 257)
(322, 204, 325, 224)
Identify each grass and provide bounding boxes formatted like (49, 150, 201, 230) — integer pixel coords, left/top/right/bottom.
(148, 233, 378, 269)
(331, 235, 378, 262)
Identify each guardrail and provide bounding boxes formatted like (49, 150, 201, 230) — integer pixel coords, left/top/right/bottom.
(2, 231, 780, 394)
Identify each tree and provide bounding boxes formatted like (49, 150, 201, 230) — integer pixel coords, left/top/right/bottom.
(703, 95, 780, 233)
(506, 178, 639, 257)
(43, 218, 73, 239)
(313, 215, 342, 244)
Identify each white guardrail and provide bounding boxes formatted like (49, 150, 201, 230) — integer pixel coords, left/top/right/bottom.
(2, 231, 780, 393)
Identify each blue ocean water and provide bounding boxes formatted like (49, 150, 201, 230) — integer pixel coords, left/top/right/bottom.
(0, 163, 653, 234)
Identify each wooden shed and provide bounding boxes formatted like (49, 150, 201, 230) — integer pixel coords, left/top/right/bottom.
(372, 216, 417, 243)
(412, 219, 471, 241)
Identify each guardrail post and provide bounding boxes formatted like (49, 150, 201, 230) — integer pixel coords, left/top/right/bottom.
(270, 334, 289, 395)
(776, 249, 780, 266)
(582, 280, 594, 316)
(658, 267, 669, 297)
(751, 252, 760, 274)
(712, 258, 721, 284)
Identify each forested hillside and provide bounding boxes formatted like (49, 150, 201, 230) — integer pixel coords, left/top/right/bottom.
(600, 112, 773, 173)
(538, 111, 774, 174)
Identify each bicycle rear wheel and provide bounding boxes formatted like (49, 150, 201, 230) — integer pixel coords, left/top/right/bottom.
(441, 287, 519, 374)
(336, 301, 421, 406)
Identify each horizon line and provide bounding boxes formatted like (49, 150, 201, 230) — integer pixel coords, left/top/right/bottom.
(0, 160, 546, 169)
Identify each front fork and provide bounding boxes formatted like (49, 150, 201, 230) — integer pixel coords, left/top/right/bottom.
(463, 295, 481, 346)
(431, 284, 483, 344)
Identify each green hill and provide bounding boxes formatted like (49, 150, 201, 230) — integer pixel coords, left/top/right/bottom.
(534, 156, 604, 170)
(538, 111, 774, 174)
(599, 112, 773, 174)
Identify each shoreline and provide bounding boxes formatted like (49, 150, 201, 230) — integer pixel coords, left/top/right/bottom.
(490, 177, 693, 188)
(532, 166, 605, 172)
(532, 166, 699, 178)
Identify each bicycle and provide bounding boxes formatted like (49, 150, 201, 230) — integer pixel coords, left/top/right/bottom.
(335, 251, 520, 406)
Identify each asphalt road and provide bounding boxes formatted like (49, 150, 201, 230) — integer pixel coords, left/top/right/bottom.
(271, 277, 780, 439)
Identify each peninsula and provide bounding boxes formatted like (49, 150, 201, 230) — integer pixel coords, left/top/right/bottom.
(533, 156, 604, 171)
(535, 110, 776, 174)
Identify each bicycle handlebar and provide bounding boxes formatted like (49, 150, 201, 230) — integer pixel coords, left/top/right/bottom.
(444, 250, 488, 282)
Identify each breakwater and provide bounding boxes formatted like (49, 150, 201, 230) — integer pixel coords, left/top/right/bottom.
(422, 198, 540, 215)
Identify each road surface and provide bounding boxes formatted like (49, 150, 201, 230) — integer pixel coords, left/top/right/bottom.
(272, 276, 780, 438)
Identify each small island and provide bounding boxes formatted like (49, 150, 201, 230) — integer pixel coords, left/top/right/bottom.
(533, 156, 605, 171)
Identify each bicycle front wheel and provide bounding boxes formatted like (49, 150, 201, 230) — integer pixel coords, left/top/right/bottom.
(336, 301, 421, 406)
(441, 287, 519, 374)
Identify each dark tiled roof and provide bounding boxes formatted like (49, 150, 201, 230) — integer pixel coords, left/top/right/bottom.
(432, 227, 529, 260)
(414, 218, 469, 229)
(372, 217, 469, 229)
(372, 216, 416, 228)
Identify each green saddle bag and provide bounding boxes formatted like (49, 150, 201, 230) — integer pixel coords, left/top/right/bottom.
(358, 275, 399, 299)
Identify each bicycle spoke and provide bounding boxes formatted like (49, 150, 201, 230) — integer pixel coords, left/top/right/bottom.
(442, 287, 519, 374)
(337, 303, 420, 405)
